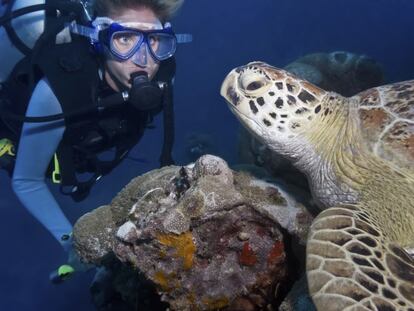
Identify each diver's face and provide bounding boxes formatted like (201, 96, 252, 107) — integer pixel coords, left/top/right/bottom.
(104, 6, 160, 91)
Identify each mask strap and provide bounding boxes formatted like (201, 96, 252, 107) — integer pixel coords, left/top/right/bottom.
(65, 16, 114, 43)
(163, 22, 192, 44)
(176, 33, 192, 43)
(66, 21, 99, 41)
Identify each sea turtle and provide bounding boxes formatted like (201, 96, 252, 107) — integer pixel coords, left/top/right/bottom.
(220, 61, 414, 311)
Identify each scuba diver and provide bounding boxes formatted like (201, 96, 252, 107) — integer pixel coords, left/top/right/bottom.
(0, 0, 190, 278)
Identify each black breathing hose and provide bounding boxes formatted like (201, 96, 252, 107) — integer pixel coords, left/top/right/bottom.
(0, 92, 128, 122)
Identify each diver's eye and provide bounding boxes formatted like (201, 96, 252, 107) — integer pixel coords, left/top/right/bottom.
(246, 81, 264, 91)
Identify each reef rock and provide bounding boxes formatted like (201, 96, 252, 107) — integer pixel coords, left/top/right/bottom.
(73, 155, 313, 311)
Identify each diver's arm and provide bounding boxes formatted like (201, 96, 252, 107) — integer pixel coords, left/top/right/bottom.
(11, 78, 72, 250)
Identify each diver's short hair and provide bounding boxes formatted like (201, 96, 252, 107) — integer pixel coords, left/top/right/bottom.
(93, 0, 184, 22)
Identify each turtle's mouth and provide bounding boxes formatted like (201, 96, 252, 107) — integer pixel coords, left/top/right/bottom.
(220, 69, 239, 107)
(231, 106, 270, 142)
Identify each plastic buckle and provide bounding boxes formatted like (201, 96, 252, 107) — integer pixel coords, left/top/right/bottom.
(52, 154, 62, 183)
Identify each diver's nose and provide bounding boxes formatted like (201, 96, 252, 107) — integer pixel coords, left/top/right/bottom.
(131, 43, 149, 67)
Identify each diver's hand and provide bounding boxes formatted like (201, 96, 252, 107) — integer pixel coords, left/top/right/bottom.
(50, 239, 93, 284)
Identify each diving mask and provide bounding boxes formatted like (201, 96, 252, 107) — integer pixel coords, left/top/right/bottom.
(71, 17, 192, 66)
(104, 21, 176, 65)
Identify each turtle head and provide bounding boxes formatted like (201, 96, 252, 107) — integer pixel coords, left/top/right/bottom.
(221, 61, 328, 158)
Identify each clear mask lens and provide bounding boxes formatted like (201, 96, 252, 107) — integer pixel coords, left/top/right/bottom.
(149, 33, 176, 60)
(111, 31, 143, 57)
(110, 29, 176, 61)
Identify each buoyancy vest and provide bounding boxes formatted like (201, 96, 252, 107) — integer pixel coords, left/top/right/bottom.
(0, 1, 176, 200)
(4, 34, 168, 201)
(43, 36, 166, 201)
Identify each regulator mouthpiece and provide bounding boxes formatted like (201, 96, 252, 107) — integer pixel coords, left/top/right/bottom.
(128, 71, 163, 111)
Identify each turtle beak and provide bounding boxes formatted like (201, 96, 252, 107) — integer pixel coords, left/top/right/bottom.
(220, 69, 240, 107)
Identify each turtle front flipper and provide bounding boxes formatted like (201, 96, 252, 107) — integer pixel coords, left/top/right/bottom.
(306, 204, 414, 311)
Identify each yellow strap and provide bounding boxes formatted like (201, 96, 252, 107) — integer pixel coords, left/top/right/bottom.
(0, 138, 15, 157)
(52, 153, 61, 183)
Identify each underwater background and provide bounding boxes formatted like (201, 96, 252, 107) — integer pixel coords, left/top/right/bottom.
(0, 0, 413, 310)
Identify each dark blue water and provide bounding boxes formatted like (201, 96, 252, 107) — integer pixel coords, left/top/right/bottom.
(0, 0, 413, 310)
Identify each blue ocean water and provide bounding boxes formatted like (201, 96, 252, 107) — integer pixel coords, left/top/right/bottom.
(0, 0, 413, 310)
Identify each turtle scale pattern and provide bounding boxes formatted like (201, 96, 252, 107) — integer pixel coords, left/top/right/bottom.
(220, 62, 414, 311)
(357, 82, 414, 170)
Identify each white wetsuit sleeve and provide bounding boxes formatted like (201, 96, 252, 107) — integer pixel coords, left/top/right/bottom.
(11, 78, 73, 251)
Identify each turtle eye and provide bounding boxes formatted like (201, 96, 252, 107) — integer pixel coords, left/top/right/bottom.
(239, 72, 270, 95)
(246, 81, 264, 91)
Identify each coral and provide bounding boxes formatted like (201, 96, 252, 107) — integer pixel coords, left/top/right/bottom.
(73, 205, 116, 263)
(156, 232, 196, 270)
(74, 155, 314, 310)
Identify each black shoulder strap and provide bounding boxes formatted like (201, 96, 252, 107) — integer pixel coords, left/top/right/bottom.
(159, 81, 174, 166)
(157, 57, 176, 167)
(34, 38, 100, 119)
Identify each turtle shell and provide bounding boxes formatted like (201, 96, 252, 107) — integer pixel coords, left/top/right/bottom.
(356, 80, 414, 170)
